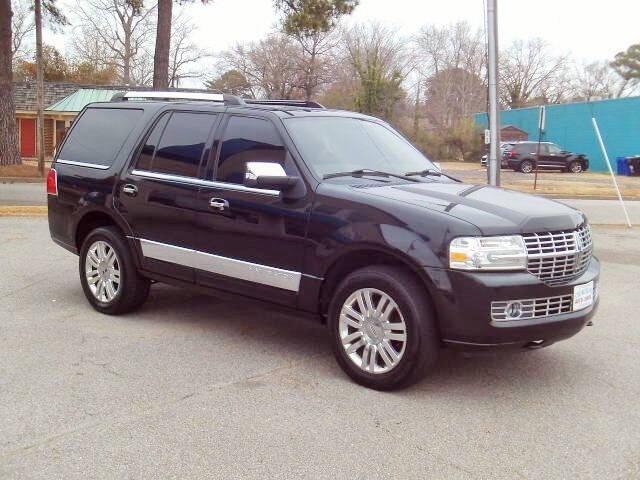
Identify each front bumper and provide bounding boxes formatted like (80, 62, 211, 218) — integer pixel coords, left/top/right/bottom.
(424, 257, 600, 350)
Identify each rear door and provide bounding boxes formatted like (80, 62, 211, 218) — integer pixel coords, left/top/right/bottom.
(191, 114, 312, 307)
(116, 110, 220, 282)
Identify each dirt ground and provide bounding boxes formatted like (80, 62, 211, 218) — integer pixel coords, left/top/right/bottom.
(442, 162, 640, 199)
(0, 163, 48, 178)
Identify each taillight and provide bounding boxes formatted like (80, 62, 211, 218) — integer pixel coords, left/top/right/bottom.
(46, 168, 58, 196)
(509, 150, 518, 159)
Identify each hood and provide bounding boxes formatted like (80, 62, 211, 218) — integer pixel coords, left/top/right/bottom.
(355, 181, 586, 235)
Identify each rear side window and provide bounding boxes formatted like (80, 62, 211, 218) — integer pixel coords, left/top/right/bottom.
(57, 108, 143, 167)
(216, 116, 286, 184)
(136, 112, 217, 178)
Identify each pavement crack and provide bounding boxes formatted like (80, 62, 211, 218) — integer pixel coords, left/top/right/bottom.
(0, 354, 322, 461)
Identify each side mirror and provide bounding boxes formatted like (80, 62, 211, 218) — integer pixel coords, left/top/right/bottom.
(244, 162, 298, 191)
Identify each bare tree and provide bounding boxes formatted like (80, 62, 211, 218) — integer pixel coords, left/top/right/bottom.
(342, 23, 412, 119)
(168, 11, 209, 87)
(218, 34, 302, 99)
(290, 29, 337, 100)
(0, 0, 20, 166)
(11, 0, 35, 65)
(500, 38, 568, 108)
(414, 21, 487, 129)
(571, 60, 636, 101)
(72, 0, 156, 85)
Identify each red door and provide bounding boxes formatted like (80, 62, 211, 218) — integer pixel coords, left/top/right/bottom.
(20, 118, 36, 157)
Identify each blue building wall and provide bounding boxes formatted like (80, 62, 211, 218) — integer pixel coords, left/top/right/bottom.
(474, 96, 640, 172)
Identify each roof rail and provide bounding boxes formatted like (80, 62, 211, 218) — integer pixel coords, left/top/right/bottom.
(109, 91, 324, 109)
(111, 91, 245, 105)
(244, 99, 325, 109)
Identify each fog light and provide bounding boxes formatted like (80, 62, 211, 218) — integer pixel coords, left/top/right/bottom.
(505, 301, 523, 319)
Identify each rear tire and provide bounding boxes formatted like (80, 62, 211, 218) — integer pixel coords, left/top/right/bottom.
(328, 265, 440, 390)
(519, 159, 534, 173)
(79, 226, 150, 315)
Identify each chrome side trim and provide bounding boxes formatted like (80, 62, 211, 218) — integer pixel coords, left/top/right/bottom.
(131, 169, 280, 196)
(56, 159, 110, 170)
(139, 238, 301, 292)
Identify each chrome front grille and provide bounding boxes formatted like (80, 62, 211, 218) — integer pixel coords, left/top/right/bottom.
(491, 295, 573, 322)
(523, 225, 593, 286)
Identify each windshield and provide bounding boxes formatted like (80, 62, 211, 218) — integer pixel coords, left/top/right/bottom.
(283, 117, 436, 179)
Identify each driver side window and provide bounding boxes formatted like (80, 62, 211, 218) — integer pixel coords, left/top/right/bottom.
(548, 144, 562, 154)
(216, 116, 287, 185)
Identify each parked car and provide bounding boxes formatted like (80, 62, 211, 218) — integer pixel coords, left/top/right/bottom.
(480, 142, 514, 167)
(47, 92, 599, 390)
(505, 142, 589, 173)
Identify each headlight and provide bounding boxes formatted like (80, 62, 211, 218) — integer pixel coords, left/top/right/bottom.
(449, 235, 527, 271)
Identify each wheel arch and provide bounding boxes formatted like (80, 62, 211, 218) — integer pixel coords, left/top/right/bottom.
(74, 208, 132, 252)
(318, 246, 439, 323)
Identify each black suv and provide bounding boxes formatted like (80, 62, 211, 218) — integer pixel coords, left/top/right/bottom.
(505, 142, 589, 173)
(47, 92, 599, 390)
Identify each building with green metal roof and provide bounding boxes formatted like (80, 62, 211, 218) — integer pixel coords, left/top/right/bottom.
(46, 89, 122, 113)
(13, 82, 211, 159)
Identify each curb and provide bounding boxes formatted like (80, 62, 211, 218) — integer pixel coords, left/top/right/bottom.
(0, 177, 45, 184)
(0, 206, 48, 216)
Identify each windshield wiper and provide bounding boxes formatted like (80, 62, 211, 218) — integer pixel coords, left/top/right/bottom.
(323, 169, 419, 182)
(404, 169, 461, 182)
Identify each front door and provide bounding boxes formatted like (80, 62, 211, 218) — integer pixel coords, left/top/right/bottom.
(544, 143, 566, 169)
(20, 118, 36, 157)
(116, 110, 220, 282)
(192, 114, 312, 307)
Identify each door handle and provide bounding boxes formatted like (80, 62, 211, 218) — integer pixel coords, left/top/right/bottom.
(209, 197, 229, 211)
(122, 184, 138, 196)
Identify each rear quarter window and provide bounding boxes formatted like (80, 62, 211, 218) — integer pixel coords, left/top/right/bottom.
(57, 107, 143, 167)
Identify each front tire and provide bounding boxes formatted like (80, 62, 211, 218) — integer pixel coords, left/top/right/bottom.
(568, 160, 584, 173)
(79, 226, 150, 315)
(328, 265, 439, 390)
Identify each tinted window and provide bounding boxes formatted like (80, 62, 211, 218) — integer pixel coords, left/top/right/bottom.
(139, 112, 217, 177)
(136, 114, 169, 171)
(57, 108, 142, 167)
(284, 117, 436, 178)
(217, 116, 286, 184)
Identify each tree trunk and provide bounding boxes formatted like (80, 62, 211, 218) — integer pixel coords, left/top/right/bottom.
(153, 0, 172, 90)
(35, 0, 45, 176)
(0, 0, 21, 167)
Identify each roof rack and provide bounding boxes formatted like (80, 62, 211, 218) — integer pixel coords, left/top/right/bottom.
(110, 91, 324, 109)
(244, 99, 325, 109)
(111, 91, 244, 105)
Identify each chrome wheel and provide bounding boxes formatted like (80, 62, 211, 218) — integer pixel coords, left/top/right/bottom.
(521, 161, 533, 173)
(339, 288, 407, 374)
(85, 240, 121, 303)
(570, 162, 583, 173)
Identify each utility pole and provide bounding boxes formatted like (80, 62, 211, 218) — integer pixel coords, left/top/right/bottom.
(486, 0, 501, 186)
(35, 0, 45, 177)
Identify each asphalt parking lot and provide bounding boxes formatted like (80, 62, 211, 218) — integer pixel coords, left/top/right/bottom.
(1, 217, 639, 479)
